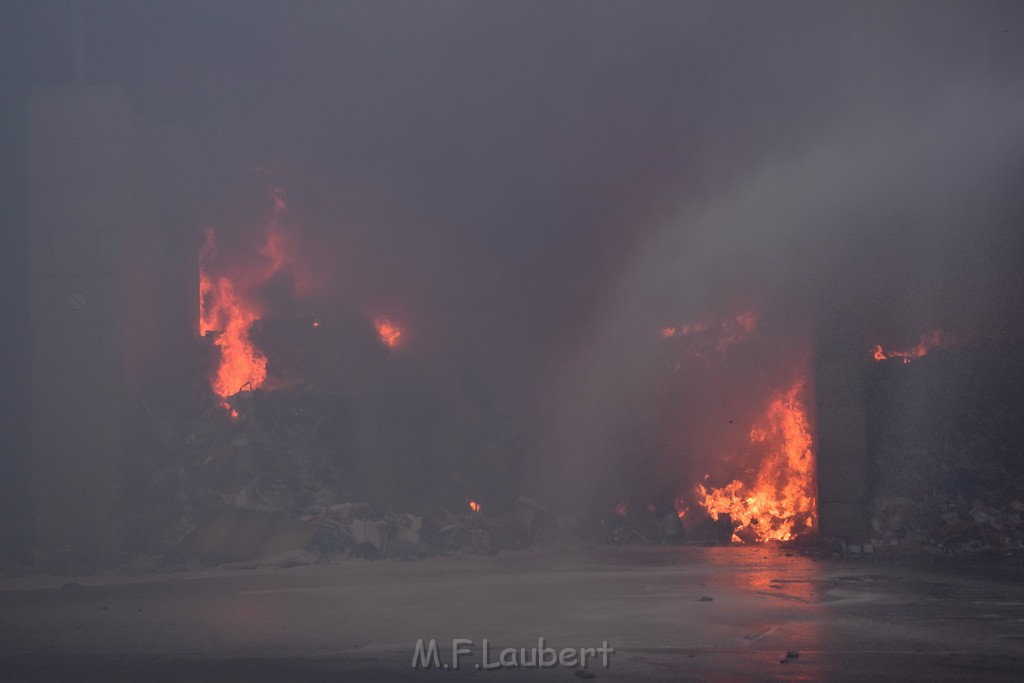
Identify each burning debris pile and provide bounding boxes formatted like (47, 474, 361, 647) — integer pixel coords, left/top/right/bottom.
(696, 379, 817, 543)
(629, 309, 820, 547)
(118, 185, 572, 568)
(594, 377, 817, 547)
(116, 171, 1019, 569)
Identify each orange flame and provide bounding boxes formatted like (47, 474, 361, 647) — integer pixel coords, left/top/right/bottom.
(871, 329, 947, 363)
(468, 499, 482, 513)
(199, 187, 297, 405)
(660, 310, 758, 351)
(375, 317, 403, 348)
(199, 258, 268, 401)
(697, 379, 817, 542)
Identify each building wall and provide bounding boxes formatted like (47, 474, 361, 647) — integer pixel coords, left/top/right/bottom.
(27, 86, 135, 556)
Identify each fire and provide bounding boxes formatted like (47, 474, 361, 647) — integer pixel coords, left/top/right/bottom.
(468, 499, 482, 513)
(198, 187, 297, 405)
(696, 379, 817, 542)
(719, 309, 758, 351)
(199, 264, 268, 400)
(871, 329, 947, 363)
(614, 501, 628, 518)
(375, 317, 403, 348)
(660, 310, 758, 351)
(661, 321, 710, 338)
(199, 230, 269, 402)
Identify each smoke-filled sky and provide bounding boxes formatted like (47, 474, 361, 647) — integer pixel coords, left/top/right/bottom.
(2, 2, 1023, 513)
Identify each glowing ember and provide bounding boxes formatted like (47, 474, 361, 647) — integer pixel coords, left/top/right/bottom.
(614, 501, 628, 518)
(871, 329, 948, 363)
(375, 317, 403, 348)
(199, 230, 268, 402)
(697, 379, 817, 542)
(468, 499, 482, 513)
(312, 319, 320, 328)
(660, 321, 710, 339)
(718, 309, 758, 351)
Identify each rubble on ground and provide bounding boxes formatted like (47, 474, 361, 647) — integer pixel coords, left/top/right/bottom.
(599, 498, 734, 546)
(862, 445, 1024, 556)
(869, 489, 1024, 556)
(131, 387, 557, 567)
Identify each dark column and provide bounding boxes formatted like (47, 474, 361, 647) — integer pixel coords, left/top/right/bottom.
(815, 309, 870, 539)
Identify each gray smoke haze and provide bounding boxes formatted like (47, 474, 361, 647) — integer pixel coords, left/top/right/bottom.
(2, 2, 1022, 514)
(545, 84, 1024, 508)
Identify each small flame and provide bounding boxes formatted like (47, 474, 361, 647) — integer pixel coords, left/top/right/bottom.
(468, 499, 481, 513)
(312, 319, 320, 328)
(871, 329, 948, 363)
(375, 317, 403, 348)
(660, 321, 710, 339)
(660, 310, 758, 351)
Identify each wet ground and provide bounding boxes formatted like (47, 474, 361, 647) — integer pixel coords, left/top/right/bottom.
(1, 546, 1023, 682)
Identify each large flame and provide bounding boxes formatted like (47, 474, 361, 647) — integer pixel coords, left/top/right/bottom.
(871, 329, 947, 363)
(198, 187, 296, 404)
(199, 239, 268, 401)
(697, 379, 817, 542)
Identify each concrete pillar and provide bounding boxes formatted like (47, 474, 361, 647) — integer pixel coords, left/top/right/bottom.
(27, 86, 135, 557)
(814, 309, 870, 539)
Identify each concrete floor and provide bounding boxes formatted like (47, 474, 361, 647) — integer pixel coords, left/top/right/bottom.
(1, 546, 1023, 682)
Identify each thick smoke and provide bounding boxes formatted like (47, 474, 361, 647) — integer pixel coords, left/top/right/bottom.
(3, 2, 1023, 515)
(542, 84, 1024, 511)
